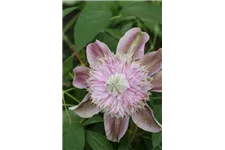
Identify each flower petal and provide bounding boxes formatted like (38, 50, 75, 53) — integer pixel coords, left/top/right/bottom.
(116, 28, 149, 59)
(141, 48, 162, 76)
(69, 93, 100, 118)
(104, 114, 129, 142)
(151, 71, 162, 92)
(132, 105, 161, 133)
(72, 66, 90, 89)
(86, 40, 111, 66)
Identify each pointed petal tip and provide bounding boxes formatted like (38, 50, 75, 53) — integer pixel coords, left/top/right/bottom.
(86, 40, 111, 66)
(68, 105, 77, 110)
(132, 105, 162, 133)
(72, 94, 100, 118)
(150, 123, 162, 133)
(116, 27, 150, 59)
(104, 115, 129, 142)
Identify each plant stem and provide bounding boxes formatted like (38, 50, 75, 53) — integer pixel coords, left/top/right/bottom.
(69, 72, 74, 79)
(71, 46, 85, 66)
(150, 33, 157, 51)
(63, 13, 80, 34)
(109, 14, 121, 20)
(63, 12, 85, 66)
(63, 35, 85, 66)
(80, 118, 85, 125)
(63, 94, 72, 124)
(63, 104, 74, 106)
(130, 124, 138, 144)
(64, 88, 76, 93)
(64, 92, 80, 103)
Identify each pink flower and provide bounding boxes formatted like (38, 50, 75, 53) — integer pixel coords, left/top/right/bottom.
(70, 28, 162, 142)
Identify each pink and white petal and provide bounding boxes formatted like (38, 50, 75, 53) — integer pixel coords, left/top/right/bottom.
(72, 66, 90, 89)
(132, 105, 161, 133)
(69, 93, 100, 118)
(141, 48, 162, 77)
(116, 28, 149, 59)
(151, 71, 162, 92)
(104, 114, 129, 142)
(86, 40, 111, 66)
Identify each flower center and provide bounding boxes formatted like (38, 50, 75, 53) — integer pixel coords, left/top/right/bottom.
(106, 73, 130, 96)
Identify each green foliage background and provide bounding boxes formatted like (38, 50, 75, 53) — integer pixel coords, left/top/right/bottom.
(63, 1, 162, 150)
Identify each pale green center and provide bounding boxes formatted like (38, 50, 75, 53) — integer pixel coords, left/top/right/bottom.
(106, 73, 130, 96)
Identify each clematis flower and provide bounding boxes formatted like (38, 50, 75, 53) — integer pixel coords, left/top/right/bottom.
(70, 28, 162, 142)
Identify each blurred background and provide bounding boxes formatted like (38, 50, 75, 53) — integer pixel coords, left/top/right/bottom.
(63, 1, 162, 150)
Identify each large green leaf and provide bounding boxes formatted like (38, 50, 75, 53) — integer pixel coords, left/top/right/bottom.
(119, 1, 138, 8)
(63, 7, 79, 17)
(153, 147, 162, 150)
(86, 130, 113, 150)
(63, 111, 85, 150)
(121, 2, 162, 24)
(105, 28, 122, 40)
(118, 134, 130, 150)
(63, 110, 82, 123)
(121, 22, 133, 35)
(62, 0, 81, 5)
(88, 123, 105, 134)
(82, 114, 103, 126)
(95, 32, 118, 53)
(63, 54, 73, 77)
(74, 2, 113, 51)
(153, 105, 162, 124)
(152, 131, 162, 148)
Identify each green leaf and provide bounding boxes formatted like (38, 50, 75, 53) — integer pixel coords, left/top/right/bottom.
(152, 131, 162, 148)
(119, 1, 138, 8)
(142, 20, 162, 38)
(63, 54, 73, 77)
(62, 0, 81, 5)
(88, 122, 105, 134)
(121, 22, 133, 35)
(63, 110, 82, 123)
(105, 28, 122, 40)
(121, 2, 162, 24)
(118, 134, 130, 150)
(153, 105, 162, 124)
(112, 16, 136, 26)
(86, 1, 114, 9)
(153, 147, 162, 150)
(95, 32, 118, 53)
(152, 1, 162, 5)
(82, 115, 103, 126)
(142, 137, 153, 150)
(63, 7, 79, 17)
(74, 2, 113, 51)
(71, 88, 87, 102)
(63, 111, 85, 150)
(86, 130, 113, 150)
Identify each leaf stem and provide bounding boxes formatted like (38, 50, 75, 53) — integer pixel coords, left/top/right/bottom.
(64, 92, 80, 103)
(130, 124, 138, 144)
(63, 104, 74, 106)
(148, 24, 159, 52)
(109, 14, 121, 20)
(63, 35, 85, 66)
(80, 118, 85, 125)
(63, 13, 80, 34)
(64, 88, 76, 93)
(63, 93, 72, 124)
(69, 72, 74, 79)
